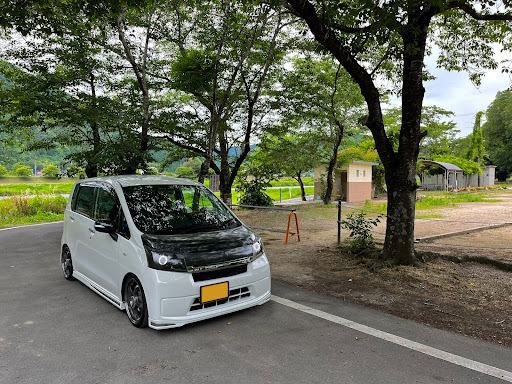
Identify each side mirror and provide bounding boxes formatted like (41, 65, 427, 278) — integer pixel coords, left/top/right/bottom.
(94, 220, 119, 242)
(94, 220, 116, 234)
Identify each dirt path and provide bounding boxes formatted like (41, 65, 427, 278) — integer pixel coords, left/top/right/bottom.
(234, 190, 512, 346)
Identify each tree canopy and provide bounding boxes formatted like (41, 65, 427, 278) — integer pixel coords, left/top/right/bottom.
(483, 89, 512, 180)
(286, 0, 512, 265)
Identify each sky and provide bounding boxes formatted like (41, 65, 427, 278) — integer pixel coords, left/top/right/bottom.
(387, 48, 510, 138)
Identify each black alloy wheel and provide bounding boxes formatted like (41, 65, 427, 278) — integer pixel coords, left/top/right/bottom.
(62, 246, 75, 281)
(124, 276, 149, 328)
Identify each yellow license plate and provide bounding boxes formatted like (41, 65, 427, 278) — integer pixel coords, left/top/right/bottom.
(201, 282, 229, 304)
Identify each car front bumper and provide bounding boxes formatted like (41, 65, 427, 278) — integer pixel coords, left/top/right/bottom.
(143, 254, 271, 330)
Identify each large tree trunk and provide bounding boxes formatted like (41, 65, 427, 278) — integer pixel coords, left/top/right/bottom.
(379, 18, 429, 265)
(323, 125, 343, 204)
(381, 160, 418, 265)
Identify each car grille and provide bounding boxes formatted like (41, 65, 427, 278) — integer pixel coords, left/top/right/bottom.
(192, 264, 248, 282)
(190, 287, 250, 312)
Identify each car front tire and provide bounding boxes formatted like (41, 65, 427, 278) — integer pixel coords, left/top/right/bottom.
(124, 275, 149, 328)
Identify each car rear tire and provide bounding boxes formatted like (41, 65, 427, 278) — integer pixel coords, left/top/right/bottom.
(62, 246, 75, 281)
(124, 276, 148, 328)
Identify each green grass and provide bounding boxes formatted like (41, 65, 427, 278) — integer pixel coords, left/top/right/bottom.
(0, 195, 67, 228)
(363, 190, 503, 214)
(265, 186, 314, 201)
(269, 178, 314, 187)
(0, 177, 76, 196)
(215, 186, 314, 205)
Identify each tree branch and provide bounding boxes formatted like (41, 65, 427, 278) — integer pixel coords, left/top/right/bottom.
(445, 1, 512, 21)
(164, 136, 206, 156)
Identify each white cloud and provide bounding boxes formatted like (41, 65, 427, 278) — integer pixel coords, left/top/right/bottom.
(422, 48, 510, 137)
(384, 47, 510, 138)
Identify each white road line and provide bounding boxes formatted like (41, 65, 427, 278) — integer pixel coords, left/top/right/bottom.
(0, 221, 63, 232)
(271, 295, 512, 382)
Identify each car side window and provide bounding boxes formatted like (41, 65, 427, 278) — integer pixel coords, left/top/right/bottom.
(74, 186, 95, 218)
(94, 186, 119, 222)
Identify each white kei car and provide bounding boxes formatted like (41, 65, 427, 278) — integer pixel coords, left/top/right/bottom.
(61, 175, 271, 329)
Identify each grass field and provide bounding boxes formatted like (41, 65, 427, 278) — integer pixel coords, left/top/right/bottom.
(0, 195, 66, 228)
(0, 177, 76, 196)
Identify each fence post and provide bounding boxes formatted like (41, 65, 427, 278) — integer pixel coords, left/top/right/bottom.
(337, 200, 342, 245)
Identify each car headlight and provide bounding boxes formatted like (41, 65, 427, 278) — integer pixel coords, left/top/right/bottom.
(251, 238, 264, 261)
(146, 249, 187, 272)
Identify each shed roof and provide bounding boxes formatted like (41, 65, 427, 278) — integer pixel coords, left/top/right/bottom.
(351, 160, 380, 166)
(421, 160, 463, 172)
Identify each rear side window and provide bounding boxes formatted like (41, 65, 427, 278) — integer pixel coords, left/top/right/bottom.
(75, 186, 95, 218)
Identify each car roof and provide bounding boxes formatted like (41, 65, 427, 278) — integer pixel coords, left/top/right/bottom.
(77, 175, 203, 188)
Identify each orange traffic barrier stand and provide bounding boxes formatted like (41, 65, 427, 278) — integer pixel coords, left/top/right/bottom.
(285, 211, 300, 244)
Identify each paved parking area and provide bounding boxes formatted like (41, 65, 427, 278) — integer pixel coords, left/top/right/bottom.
(0, 222, 511, 383)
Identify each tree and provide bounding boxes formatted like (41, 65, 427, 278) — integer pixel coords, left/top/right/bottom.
(253, 133, 320, 201)
(160, 0, 289, 204)
(0, 165, 8, 176)
(0, 2, 162, 177)
(384, 106, 459, 159)
(12, 165, 32, 177)
(286, 0, 512, 265)
(483, 89, 512, 180)
(274, 56, 365, 204)
(433, 155, 481, 176)
(41, 164, 60, 178)
(175, 166, 196, 179)
(466, 111, 485, 165)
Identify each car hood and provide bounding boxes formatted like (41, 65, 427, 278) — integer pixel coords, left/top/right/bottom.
(141, 225, 256, 269)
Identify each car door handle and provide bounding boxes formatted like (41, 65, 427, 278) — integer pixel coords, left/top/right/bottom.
(89, 228, 95, 234)
(70, 216, 75, 222)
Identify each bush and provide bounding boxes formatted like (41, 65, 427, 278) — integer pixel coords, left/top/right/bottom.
(340, 211, 381, 253)
(66, 164, 87, 179)
(11, 165, 32, 177)
(0, 195, 67, 228)
(145, 167, 159, 175)
(0, 165, 8, 176)
(42, 164, 61, 178)
(175, 166, 196, 179)
(238, 179, 273, 207)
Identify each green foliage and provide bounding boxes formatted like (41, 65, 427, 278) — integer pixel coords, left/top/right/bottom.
(465, 111, 485, 164)
(182, 158, 202, 174)
(175, 166, 196, 179)
(384, 106, 459, 158)
(0, 180, 74, 196)
(483, 89, 512, 180)
(340, 211, 381, 252)
(0, 165, 7, 176)
(237, 179, 273, 207)
(11, 165, 32, 177)
(41, 164, 60, 178)
(269, 178, 314, 187)
(0, 194, 67, 228)
(145, 167, 159, 175)
(433, 155, 482, 175)
(171, 49, 215, 94)
(66, 164, 86, 179)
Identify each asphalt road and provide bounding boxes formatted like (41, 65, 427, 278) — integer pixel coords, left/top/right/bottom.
(0, 222, 511, 384)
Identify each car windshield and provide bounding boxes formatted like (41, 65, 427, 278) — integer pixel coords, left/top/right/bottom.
(122, 184, 239, 235)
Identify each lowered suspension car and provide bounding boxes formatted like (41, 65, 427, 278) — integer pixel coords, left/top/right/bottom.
(61, 175, 271, 329)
